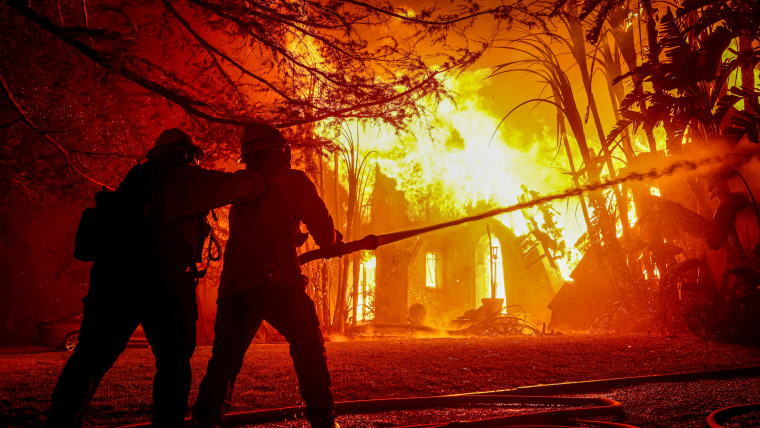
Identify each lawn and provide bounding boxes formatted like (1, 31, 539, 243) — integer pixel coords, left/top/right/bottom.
(2, 333, 760, 427)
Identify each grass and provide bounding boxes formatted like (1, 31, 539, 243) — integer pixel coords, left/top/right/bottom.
(2, 333, 760, 427)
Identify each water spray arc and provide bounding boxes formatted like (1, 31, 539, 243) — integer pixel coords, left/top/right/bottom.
(300, 145, 760, 265)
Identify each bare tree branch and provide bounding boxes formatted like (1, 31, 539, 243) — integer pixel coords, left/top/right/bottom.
(277, 67, 449, 127)
(0, 117, 22, 129)
(182, 0, 371, 89)
(162, 0, 302, 106)
(344, 0, 542, 26)
(5, 0, 249, 125)
(4, 0, 490, 136)
(0, 71, 114, 190)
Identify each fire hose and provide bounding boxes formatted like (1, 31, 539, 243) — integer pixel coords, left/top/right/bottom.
(707, 403, 760, 427)
(105, 366, 760, 427)
(220, 394, 630, 428)
(298, 144, 760, 265)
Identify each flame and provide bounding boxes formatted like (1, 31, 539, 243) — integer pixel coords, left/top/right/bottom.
(478, 235, 506, 302)
(366, 73, 532, 227)
(358, 256, 376, 323)
(322, 69, 586, 277)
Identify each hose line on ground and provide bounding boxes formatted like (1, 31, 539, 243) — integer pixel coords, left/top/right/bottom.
(707, 403, 760, 428)
(107, 366, 760, 428)
(218, 394, 626, 428)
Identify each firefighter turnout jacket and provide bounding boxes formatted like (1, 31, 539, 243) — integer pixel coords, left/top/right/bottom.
(219, 168, 336, 296)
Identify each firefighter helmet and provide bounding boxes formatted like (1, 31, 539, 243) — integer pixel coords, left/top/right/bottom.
(147, 128, 205, 161)
(240, 122, 287, 159)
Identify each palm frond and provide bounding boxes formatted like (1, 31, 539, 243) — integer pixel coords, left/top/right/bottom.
(676, 0, 726, 16)
(659, 9, 690, 66)
(579, 0, 606, 20)
(695, 25, 735, 81)
(586, 0, 618, 44)
(664, 111, 691, 152)
(723, 110, 760, 144)
(683, 3, 729, 36)
(713, 94, 742, 125)
(612, 63, 655, 87)
(550, 0, 574, 17)
(618, 90, 651, 111)
(710, 56, 743, 107)
(606, 119, 633, 144)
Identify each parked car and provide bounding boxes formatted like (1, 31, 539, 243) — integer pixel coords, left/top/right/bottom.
(33, 312, 148, 352)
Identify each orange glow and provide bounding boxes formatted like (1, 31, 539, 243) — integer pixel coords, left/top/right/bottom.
(476, 234, 506, 302)
(425, 252, 441, 288)
(358, 256, 376, 323)
(321, 70, 585, 278)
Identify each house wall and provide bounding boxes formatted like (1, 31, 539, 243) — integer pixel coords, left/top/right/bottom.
(407, 228, 477, 325)
(402, 219, 558, 326)
(370, 170, 415, 323)
(370, 170, 559, 327)
(489, 219, 556, 322)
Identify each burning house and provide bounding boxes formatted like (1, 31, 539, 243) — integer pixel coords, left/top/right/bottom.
(285, 71, 580, 336)
(365, 169, 562, 331)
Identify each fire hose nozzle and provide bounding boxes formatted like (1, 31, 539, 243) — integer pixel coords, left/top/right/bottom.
(299, 234, 379, 265)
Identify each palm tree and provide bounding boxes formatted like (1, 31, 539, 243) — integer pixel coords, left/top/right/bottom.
(491, 32, 618, 248)
(331, 122, 376, 333)
(607, 7, 758, 148)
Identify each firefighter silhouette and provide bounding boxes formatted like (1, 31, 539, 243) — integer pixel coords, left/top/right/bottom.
(47, 129, 265, 428)
(192, 122, 341, 428)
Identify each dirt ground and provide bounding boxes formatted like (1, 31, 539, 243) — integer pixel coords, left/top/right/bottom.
(1, 333, 760, 427)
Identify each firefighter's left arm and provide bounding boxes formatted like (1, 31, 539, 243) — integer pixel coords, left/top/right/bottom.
(184, 166, 266, 216)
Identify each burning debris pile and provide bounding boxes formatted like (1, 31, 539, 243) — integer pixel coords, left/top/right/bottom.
(348, 299, 545, 338)
(454, 305, 545, 337)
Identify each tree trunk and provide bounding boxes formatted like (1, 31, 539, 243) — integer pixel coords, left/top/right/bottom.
(318, 156, 331, 330)
(351, 251, 360, 326)
(333, 256, 350, 334)
(567, 11, 632, 248)
(559, 111, 593, 233)
(331, 152, 343, 333)
(739, 36, 758, 114)
(332, 149, 359, 333)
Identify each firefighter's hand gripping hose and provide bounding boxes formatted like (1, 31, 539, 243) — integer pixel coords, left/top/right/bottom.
(299, 235, 380, 265)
